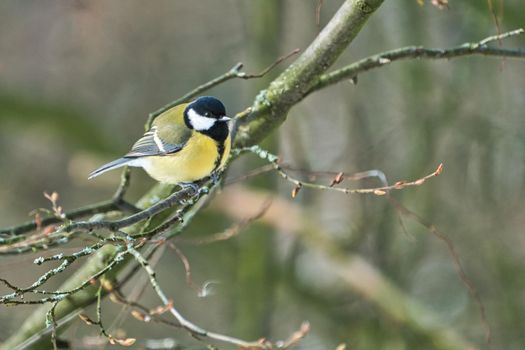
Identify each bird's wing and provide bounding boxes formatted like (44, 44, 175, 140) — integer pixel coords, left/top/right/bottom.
(124, 125, 190, 158)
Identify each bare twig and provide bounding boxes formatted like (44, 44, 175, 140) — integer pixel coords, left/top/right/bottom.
(388, 197, 491, 344)
(239, 48, 301, 79)
(0, 246, 128, 304)
(62, 186, 200, 234)
(240, 145, 443, 197)
(276, 321, 310, 349)
(16, 311, 81, 350)
(128, 245, 303, 349)
(45, 301, 60, 350)
(180, 198, 272, 245)
(146, 48, 300, 128)
(311, 28, 525, 93)
(315, 0, 325, 30)
(78, 285, 137, 347)
(0, 168, 137, 240)
(224, 164, 276, 186)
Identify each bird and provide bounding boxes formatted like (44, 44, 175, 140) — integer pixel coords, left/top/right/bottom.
(88, 96, 231, 186)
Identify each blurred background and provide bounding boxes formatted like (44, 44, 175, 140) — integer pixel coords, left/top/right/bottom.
(1, 0, 524, 349)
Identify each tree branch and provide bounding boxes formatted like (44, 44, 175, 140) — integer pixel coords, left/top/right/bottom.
(146, 48, 299, 129)
(234, 0, 385, 147)
(310, 28, 525, 93)
(0, 168, 136, 240)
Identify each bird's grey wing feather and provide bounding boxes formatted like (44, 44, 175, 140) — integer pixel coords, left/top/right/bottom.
(125, 126, 187, 158)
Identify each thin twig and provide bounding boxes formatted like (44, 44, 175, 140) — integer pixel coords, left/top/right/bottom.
(180, 198, 272, 245)
(128, 245, 280, 349)
(388, 197, 491, 344)
(0, 201, 118, 240)
(0, 246, 128, 304)
(45, 301, 60, 350)
(311, 28, 525, 93)
(146, 48, 300, 128)
(77, 285, 137, 346)
(109, 288, 183, 330)
(16, 310, 81, 350)
(62, 186, 199, 234)
(241, 145, 443, 197)
(316, 0, 325, 30)
(0, 168, 137, 240)
(239, 48, 301, 79)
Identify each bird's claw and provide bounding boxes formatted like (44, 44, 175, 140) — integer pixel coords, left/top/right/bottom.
(179, 182, 200, 195)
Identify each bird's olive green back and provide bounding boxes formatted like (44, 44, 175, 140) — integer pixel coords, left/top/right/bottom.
(153, 103, 191, 145)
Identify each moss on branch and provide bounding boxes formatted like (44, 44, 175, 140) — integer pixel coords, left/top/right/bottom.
(234, 0, 384, 147)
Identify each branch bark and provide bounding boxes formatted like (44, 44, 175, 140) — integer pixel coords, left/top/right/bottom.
(309, 28, 525, 93)
(234, 0, 384, 147)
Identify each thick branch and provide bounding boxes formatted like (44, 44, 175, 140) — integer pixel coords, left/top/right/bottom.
(234, 0, 384, 147)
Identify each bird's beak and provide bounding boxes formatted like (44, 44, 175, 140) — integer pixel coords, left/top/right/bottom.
(219, 116, 232, 121)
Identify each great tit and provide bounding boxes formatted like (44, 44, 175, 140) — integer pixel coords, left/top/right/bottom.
(89, 96, 231, 185)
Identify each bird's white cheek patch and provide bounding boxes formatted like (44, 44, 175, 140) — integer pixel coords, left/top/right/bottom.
(188, 108, 215, 131)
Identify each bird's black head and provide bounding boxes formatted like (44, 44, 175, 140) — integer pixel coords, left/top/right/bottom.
(184, 96, 230, 141)
(190, 96, 226, 118)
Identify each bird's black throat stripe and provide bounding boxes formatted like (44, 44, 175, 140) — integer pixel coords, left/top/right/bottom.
(200, 121, 229, 173)
(213, 140, 226, 172)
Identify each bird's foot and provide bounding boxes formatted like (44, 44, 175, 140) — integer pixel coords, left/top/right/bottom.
(178, 182, 200, 195)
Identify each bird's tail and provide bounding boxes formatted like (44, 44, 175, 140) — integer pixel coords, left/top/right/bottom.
(88, 157, 132, 179)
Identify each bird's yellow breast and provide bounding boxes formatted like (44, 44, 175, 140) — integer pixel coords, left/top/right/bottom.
(141, 132, 230, 184)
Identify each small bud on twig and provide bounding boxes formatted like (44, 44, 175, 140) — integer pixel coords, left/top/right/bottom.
(291, 183, 302, 198)
(131, 310, 151, 322)
(329, 172, 345, 187)
(109, 335, 136, 347)
(79, 314, 95, 325)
